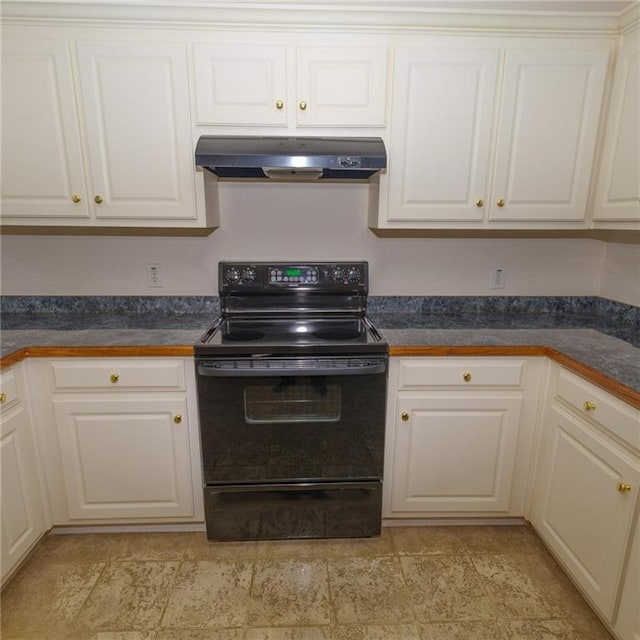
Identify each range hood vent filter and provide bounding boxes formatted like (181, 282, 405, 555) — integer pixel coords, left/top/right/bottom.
(195, 136, 386, 182)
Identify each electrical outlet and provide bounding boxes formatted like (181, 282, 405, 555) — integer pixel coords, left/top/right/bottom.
(146, 264, 163, 288)
(491, 266, 506, 290)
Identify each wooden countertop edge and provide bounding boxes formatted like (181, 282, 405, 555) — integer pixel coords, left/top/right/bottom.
(0, 345, 194, 368)
(2, 343, 639, 409)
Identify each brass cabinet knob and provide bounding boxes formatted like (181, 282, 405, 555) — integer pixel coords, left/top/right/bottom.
(299, 100, 307, 110)
(275, 99, 284, 109)
(463, 372, 472, 382)
(110, 373, 119, 383)
(496, 198, 505, 207)
(71, 194, 82, 203)
(475, 198, 484, 207)
(173, 414, 183, 424)
(94, 195, 103, 204)
(0, 393, 6, 404)
(584, 401, 597, 411)
(617, 482, 632, 493)
(401, 412, 409, 422)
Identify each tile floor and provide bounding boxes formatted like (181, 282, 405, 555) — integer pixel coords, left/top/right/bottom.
(0, 525, 614, 640)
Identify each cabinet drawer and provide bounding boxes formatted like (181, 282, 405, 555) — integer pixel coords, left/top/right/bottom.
(397, 358, 525, 389)
(51, 359, 186, 391)
(555, 369, 640, 451)
(0, 369, 20, 411)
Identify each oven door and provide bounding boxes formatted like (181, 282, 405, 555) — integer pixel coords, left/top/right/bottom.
(195, 355, 388, 485)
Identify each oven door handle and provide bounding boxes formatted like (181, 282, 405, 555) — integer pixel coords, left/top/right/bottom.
(197, 357, 387, 377)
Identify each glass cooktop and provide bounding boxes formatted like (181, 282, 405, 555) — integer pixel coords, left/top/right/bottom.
(196, 316, 387, 356)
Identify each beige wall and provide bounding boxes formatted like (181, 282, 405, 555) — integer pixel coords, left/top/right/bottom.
(0, 182, 635, 303)
(598, 240, 640, 305)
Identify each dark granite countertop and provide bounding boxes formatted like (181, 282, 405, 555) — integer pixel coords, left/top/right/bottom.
(1, 299, 638, 403)
(369, 311, 639, 391)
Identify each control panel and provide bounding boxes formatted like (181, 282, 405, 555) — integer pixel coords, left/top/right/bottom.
(219, 262, 368, 292)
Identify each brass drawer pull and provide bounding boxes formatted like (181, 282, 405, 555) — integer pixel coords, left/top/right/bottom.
(0, 393, 6, 404)
(275, 99, 284, 109)
(401, 412, 409, 422)
(584, 401, 597, 411)
(496, 198, 505, 207)
(110, 374, 120, 384)
(299, 100, 307, 110)
(71, 194, 82, 203)
(475, 198, 484, 207)
(463, 372, 472, 382)
(174, 414, 183, 424)
(617, 482, 632, 493)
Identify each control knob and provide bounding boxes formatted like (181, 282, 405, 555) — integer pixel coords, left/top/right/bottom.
(331, 267, 344, 283)
(225, 268, 241, 284)
(346, 267, 361, 284)
(241, 267, 256, 283)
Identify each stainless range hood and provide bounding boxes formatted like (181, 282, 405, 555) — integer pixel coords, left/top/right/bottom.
(195, 136, 386, 181)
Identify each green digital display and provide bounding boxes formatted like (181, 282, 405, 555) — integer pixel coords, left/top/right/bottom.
(285, 268, 302, 277)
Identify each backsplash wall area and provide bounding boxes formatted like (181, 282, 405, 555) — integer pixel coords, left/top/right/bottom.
(1, 182, 637, 305)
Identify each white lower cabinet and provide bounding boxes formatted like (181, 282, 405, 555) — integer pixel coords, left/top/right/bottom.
(383, 357, 544, 518)
(392, 394, 523, 512)
(1, 365, 48, 586)
(615, 515, 640, 640)
(52, 396, 193, 520)
(530, 364, 640, 628)
(28, 358, 204, 525)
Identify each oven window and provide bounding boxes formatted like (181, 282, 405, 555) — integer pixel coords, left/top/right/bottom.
(244, 378, 341, 424)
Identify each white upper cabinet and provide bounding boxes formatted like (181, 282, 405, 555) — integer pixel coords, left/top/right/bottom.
(1, 38, 89, 219)
(75, 41, 198, 221)
(385, 46, 500, 222)
(294, 45, 388, 127)
(1, 33, 216, 230)
(491, 48, 609, 223)
(376, 38, 611, 229)
(193, 43, 288, 126)
(593, 29, 640, 228)
(192, 40, 388, 128)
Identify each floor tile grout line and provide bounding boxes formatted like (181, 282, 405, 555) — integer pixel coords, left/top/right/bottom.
(241, 558, 258, 639)
(462, 551, 504, 624)
(67, 556, 110, 635)
(394, 545, 420, 625)
(325, 556, 338, 628)
(155, 556, 187, 633)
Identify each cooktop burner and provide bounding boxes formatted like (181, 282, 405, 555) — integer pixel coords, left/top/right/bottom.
(222, 329, 266, 342)
(312, 327, 362, 341)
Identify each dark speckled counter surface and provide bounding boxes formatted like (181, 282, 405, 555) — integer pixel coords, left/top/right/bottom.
(1, 295, 638, 405)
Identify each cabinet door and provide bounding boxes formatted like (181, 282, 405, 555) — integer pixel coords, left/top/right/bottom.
(391, 394, 523, 513)
(386, 47, 500, 222)
(193, 42, 287, 126)
(490, 48, 608, 222)
(0, 38, 89, 219)
(1, 405, 47, 584)
(75, 41, 196, 221)
(593, 30, 640, 226)
(295, 45, 387, 127)
(615, 513, 640, 640)
(531, 405, 639, 618)
(53, 396, 194, 520)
